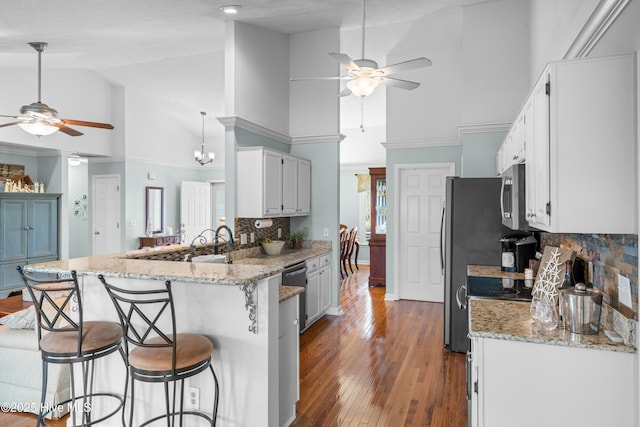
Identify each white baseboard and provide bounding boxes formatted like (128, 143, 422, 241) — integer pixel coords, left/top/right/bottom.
(384, 293, 399, 301)
(325, 306, 343, 316)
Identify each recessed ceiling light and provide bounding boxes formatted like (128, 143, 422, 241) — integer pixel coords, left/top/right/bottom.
(220, 5, 241, 14)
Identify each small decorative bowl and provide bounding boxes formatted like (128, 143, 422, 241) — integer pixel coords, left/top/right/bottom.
(261, 240, 285, 256)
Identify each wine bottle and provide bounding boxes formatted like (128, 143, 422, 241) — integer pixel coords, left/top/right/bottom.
(558, 259, 576, 325)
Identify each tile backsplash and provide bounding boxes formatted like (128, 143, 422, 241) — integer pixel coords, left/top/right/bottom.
(234, 217, 291, 249)
(541, 233, 637, 345)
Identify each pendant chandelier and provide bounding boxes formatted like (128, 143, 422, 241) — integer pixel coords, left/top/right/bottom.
(195, 111, 215, 166)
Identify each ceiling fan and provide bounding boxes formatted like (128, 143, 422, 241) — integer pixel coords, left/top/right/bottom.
(291, 0, 432, 98)
(0, 42, 114, 137)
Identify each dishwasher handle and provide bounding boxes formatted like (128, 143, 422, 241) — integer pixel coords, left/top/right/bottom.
(283, 267, 307, 282)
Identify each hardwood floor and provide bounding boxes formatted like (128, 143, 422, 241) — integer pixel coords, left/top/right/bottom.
(1, 266, 466, 427)
(292, 266, 467, 427)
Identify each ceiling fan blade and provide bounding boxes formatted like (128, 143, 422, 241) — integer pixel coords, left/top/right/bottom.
(329, 52, 361, 73)
(380, 77, 421, 90)
(56, 123, 84, 137)
(290, 76, 351, 81)
(378, 57, 432, 76)
(338, 87, 352, 97)
(0, 121, 20, 128)
(0, 114, 20, 119)
(60, 119, 114, 129)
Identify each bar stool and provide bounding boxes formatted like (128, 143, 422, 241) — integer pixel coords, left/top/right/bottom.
(17, 267, 126, 426)
(98, 275, 219, 427)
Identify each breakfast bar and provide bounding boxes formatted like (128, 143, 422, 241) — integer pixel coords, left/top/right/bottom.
(22, 243, 327, 427)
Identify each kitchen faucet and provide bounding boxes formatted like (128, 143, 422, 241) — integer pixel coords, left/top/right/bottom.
(213, 225, 234, 263)
(187, 225, 235, 263)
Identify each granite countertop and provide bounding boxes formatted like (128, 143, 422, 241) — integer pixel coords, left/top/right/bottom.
(468, 298, 635, 353)
(279, 285, 304, 303)
(467, 264, 526, 280)
(24, 242, 332, 287)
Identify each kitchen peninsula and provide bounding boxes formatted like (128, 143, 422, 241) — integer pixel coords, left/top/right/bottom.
(24, 242, 331, 427)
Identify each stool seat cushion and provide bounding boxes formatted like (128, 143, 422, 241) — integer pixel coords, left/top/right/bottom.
(129, 333, 213, 372)
(40, 321, 123, 355)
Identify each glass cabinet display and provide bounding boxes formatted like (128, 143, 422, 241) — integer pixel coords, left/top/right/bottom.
(373, 176, 387, 235)
(368, 167, 386, 287)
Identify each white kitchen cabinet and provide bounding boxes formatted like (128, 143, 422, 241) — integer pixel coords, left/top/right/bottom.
(526, 75, 551, 229)
(504, 53, 636, 233)
(305, 267, 321, 325)
(304, 254, 331, 329)
(319, 254, 331, 313)
(279, 295, 299, 427)
(296, 158, 311, 215)
(470, 336, 635, 427)
(282, 154, 298, 216)
(237, 147, 311, 218)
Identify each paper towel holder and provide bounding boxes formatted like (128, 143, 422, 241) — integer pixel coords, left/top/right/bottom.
(255, 219, 273, 229)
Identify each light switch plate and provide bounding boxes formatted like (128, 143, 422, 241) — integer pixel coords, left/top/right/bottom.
(240, 233, 247, 245)
(250, 232, 255, 243)
(323, 228, 329, 237)
(618, 274, 632, 308)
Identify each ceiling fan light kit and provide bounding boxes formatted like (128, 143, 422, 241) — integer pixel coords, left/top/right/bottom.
(195, 111, 215, 166)
(0, 41, 114, 138)
(220, 5, 241, 14)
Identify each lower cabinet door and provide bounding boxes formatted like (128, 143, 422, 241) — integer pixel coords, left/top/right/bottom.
(305, 270, 321, 325)
(279, 296, 299, 427)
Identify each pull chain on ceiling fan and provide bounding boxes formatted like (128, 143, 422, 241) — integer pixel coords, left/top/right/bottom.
(0, 42, 114, 137)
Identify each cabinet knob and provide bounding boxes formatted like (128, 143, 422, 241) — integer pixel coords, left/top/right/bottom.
(94, 231, 101, 235)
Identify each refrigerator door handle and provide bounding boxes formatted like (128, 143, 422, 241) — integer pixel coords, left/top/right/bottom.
(439, 203, 445, 274)
(456, 284, 467, 310)
(500, 178, 506, 219)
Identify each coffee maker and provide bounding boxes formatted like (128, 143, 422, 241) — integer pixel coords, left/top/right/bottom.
(500, 234, 537, 272)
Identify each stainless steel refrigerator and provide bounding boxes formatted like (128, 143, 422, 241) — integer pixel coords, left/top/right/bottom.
(441, 177, 511, 353)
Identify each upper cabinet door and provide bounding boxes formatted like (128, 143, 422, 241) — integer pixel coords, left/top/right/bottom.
(282, 154, 298, 215)
(263, 150, 283, 216)
(296, 159, 311, 215)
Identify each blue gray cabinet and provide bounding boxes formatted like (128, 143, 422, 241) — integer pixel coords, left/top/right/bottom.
(0, 193, 60, 293)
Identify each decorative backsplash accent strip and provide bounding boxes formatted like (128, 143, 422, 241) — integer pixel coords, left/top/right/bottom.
(541, 233, 637, 345)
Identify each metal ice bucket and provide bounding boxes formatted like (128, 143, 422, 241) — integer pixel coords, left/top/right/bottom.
(561, 283, 603, 335)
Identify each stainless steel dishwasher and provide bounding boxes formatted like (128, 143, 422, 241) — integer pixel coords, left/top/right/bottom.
(282, 261, 307, 333)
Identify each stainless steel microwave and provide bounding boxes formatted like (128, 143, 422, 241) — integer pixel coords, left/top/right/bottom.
(500, 163, 531, 231)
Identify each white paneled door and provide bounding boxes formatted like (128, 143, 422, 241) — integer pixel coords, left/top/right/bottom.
(92, 175, 121, 255)
(180, 181, 212, 245)
(397, 163, 454, 302)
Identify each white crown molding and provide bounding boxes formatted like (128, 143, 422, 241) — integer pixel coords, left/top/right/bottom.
(564, 0, 631, 59)
(382, 137, 460, 150)
(0, 143, 59, 157)
(291, 134, 346, 145)
(123, 155, 225, 171)
(216, 116, 291, 145)
(457, 122, 511, 140)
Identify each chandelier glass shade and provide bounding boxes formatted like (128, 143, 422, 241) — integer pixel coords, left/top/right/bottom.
(195, 111, 215, 166)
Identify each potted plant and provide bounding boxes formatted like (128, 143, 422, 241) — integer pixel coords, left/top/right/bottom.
(290, 230, 306, 249)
